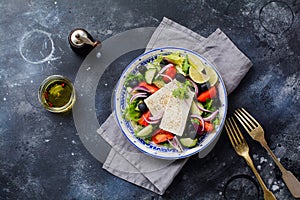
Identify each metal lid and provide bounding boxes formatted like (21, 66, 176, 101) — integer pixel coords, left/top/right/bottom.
(70, 29, 88, 47)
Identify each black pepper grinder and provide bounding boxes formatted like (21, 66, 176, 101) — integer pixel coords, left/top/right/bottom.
(68, 28, 101, 56)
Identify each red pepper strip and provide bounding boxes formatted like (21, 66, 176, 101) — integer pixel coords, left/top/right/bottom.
(197, 86, 217, 102)
(152, 129, 174, 144)
(198, 120, 214, 133)
(138, 111, 151, 126)
(138, 81, 159, 94)
(163, 66, 177, 83)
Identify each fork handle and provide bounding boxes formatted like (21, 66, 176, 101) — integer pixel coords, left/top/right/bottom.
(244, 154, 277, 200)
(261, 141, 300, 198)
(261, 140, 286, 172)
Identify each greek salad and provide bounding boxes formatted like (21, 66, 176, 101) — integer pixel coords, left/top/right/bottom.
(122, 51, 221, 152)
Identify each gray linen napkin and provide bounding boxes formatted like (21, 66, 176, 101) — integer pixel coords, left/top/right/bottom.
(97, 17, 252, 195)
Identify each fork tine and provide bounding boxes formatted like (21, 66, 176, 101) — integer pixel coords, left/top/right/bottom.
(228, 118, 242, 144)
(225, 118, 240, 146)
(234, 110, 252, 133)
(225, 119, 236, 146)
(240, 108, 260, 126)
(236, 108, 256, 129)
(231, 117, 245, 143)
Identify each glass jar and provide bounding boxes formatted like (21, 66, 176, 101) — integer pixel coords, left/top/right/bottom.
(38, 75, 76, 113)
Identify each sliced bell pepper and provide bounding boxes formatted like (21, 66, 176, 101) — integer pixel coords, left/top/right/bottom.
(197, 86, 217, 102)
(193, 119, 215, 133)
(138, 81, 159, 94)
(202, 121, 214, 132)
(152, 129, 174, 144)
(198, 120, 214, 133)
(163, 66, 177, 83)
(138, 110, 151, 126)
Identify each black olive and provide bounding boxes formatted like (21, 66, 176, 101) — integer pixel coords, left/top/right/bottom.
(198, 82, 210, 92)
(187, 123, 195, 132)
(128, 79, 139, 87)
(175, 73, 186, 83)
(182, 121, 197, 138)
(138, 65, 147, 74)
(160, 59, 169, 66)
(138, 103, 148, 113)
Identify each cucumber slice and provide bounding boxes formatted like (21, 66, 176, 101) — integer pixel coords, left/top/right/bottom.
(145, 68, 157, 84)
(132, 121, 142, 132)
(136, 125, 153, 137)
(190, 101, 204, 116)
(180, 137, 198, 147)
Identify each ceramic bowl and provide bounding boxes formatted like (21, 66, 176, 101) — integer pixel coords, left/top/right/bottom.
(114, 47, 227, 159)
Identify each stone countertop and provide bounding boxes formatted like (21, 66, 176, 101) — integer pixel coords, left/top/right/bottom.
(0, 0, 299, 199)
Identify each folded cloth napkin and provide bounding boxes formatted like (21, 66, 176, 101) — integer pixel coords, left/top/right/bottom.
(97, 17, 252, 195)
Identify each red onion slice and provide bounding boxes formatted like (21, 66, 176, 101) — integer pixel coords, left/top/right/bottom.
(168, 136, 184, 152)
(190, 114, 205, 132)
(203, 109, 219, 122)
(192, 121, 205, 135)
(168, 139, 179, 151)
(155, 63, 174, 79)
(158, 74, 173, 82)
(130, 92, 147, 103)
(173, 136, 184, 152)
(130, 86, 150, 94)
(188, 79, 198, 97)
(168, 139, 182, 152)
(195, 101, 212, 113)
(142, 115, 160, 124)
(149, 111, 164, 121)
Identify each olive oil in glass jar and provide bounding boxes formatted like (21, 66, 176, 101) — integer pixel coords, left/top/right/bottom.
(38, 75, 76, 113)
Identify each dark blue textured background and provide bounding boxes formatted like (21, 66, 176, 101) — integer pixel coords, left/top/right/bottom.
(0, 0, 299, 199)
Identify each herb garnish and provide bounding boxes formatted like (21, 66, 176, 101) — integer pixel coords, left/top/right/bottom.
(172, 81, 191, 99)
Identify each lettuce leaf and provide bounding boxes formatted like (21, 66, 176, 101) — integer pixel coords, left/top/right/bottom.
(153, 55, 163, 67)
(123, 99, 141, 121)
(163, 52, 184, 67)
(182, 55, 190, 74)
(124, 73, 144, 87)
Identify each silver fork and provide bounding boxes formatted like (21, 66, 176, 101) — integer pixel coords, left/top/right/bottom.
(235, 108, 300, 198)
(225, 117, 276, 200)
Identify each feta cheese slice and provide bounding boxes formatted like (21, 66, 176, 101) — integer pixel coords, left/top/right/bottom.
(144, 80, 177, 116)
(159, 87, 194, 136)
